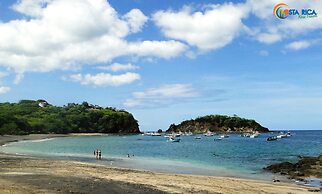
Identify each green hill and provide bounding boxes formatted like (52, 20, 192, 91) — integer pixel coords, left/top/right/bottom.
(167, 115, 269, 133)
(0, 100, 139, 135)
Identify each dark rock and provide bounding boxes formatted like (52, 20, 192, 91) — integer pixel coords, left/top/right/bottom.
(264, 155, 322, 180)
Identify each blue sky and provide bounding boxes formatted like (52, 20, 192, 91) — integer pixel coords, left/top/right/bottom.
(0, 0, 322, 131)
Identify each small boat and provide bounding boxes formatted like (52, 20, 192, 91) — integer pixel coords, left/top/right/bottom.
(214, 137, 223, 141)
(167, 137, 181, 142)
(204, 131, 214, 137)
(277, 134, 287, 139)
(143, 132, 161, 136)
(267, 136, 278, 141)
(151, 132, 161, 136)
(195, 136, 202, 139)
(286, 132, 292, 137)
(220, 135, 229, 138)
(170, 133, 181, 137)
(250, 132, 260, 138)
(185, 131, 193, 136)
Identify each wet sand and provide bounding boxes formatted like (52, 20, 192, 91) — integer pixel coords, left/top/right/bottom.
(0, 135, 319, 194)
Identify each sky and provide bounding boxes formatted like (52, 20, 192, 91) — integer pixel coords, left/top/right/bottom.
(0, 0, 322, 131)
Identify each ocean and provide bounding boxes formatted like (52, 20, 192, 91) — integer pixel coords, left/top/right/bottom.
(1, 130, 322, 181)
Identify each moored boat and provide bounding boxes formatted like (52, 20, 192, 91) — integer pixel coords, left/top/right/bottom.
(204, 131, 214, 137)
(249, 132, 260, 138)
(267, 136, 278, 141)
(143, 132, 161, 136)
(167, 137, 181, 143)
(214, 137, 223, 141)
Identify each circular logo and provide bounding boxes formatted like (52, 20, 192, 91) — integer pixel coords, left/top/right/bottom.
(274, 3, 289, 19)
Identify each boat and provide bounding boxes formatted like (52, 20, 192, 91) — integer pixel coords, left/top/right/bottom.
(286, 132, 292, 137)
(214, 137, 223, 141)
(249, 132, 260, 138)
(204, 131, 214, 137)
(220, 135, 229, 138)
(151, 132, 161, 136)
(185, 131, 193, 136)
(240, 133, 250, 137)
(167, 137, 181, 142)
(195, 136, 202, 139)
(267, 136, 278, 141)
(143, 132, 162, 136)
(277, 133, 288, 139)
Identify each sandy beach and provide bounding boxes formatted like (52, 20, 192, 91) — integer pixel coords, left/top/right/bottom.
(0, 135, 319, 194)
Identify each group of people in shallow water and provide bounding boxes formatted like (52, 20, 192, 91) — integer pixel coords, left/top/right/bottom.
(94, 149, 135, 160)
(94, 149, 102, 160)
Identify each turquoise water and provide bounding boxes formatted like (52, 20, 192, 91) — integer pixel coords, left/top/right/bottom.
(1, 131, 322, 179)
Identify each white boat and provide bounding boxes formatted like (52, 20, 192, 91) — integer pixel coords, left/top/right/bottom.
(249, 132, 260, 138)
(241, 133, 251, 137)
(167, 137, 181, 143)
(276, 135, 285, 139)
(173, 133, 181, 137)
(195, 136, 202, 139)
(214, 137, 223, 141)
(185, 131, 193, 136)
(276, 132, 291, 139)
(220, 135, 229, 138)
(286, 132, 292, 137)
(151, 132, 161, 136)
(204, 131, 214, 137)
(143, 132, 161, 136)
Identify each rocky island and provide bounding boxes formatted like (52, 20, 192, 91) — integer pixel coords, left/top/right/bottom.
(0, 100, 140, 135)
(167, 115, 269, 133)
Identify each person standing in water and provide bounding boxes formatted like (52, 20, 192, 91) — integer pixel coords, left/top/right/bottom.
(98, 150, 102, 160)
(96, 149, 99, 160)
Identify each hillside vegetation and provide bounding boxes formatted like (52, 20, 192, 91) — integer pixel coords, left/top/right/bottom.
(167, 115, 269, 133)
(0, 100, 139, 135)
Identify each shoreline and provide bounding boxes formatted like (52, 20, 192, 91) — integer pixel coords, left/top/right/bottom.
(0, 134, 69, 146)
(0, 134, 277, 181)
(0, 134, 320, 193)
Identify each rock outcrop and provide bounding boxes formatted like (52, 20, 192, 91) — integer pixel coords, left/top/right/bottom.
(264, 155, 322, 179)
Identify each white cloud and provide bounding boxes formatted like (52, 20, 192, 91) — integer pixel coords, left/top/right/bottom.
(0, 86, 10, 94)
(124, 84, 199, 108)
(123, 8, 148, 33)
(0, 0, 186, 74)
(247, 0, 322, 43)
(13, 73, 24, 84)
(98, 63, 139, 72)
(127, 40, 187, 59)
(69, 72, 140, 87)
(286, 40, 311, 50)
(11, 0, 52, 17)
(153, 3, 248, 51)
(285, 40, 321, 50)
(0, 72, 8, 78)
(0, 72, 10, 94)
(256, 33, 282, 44)
(259, 50, 269, 56)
